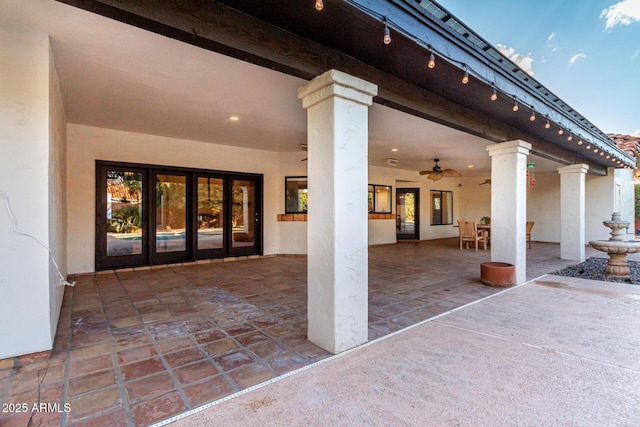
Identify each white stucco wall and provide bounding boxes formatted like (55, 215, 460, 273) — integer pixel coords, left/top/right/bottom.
(526, 171, 561, 243)
(0, 21, 54, 358)
(457, 176, 491, 225)
(586, 167, 635, 242)
(48, 42, 67, 340)
(66, 124, 281, 274)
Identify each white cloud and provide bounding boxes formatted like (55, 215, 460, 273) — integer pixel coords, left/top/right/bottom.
(547, 32, 556, 42)
(496, 44, 534, 75)
(569, 53, 587, 64)
(633, 50, 640, 59)
(600, 0, 640, 30)
(551, 47, 560, 53)
(632, 129, 640, 137)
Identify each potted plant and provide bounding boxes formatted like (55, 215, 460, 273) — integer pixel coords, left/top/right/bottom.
(480, 216, 491, 225)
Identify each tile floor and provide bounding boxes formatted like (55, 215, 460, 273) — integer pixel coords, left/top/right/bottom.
(0, 239, 598, 427)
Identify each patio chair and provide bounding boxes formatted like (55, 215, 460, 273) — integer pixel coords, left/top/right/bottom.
(459, 220, 487, 250)
(526, 221, 535, 249)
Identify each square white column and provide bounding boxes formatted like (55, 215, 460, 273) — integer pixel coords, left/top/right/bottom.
(558, 164, 589, 261)
(298, 70, 377, 354)
(486, 140, 532, 284)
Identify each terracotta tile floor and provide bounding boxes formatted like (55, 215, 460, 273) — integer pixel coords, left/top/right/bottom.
(0, 239, 600, 427)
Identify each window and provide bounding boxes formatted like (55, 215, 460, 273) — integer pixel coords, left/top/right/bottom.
(285, 178, 391, 214)
(430, 190, 453, 225)
(368, 185, 392, 213)
(285, 177, 308, 213)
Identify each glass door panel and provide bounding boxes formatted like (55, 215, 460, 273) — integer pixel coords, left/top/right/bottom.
(231, 179, 255, 248)
(106, 170, 143, 257)
(197, 177, 224, 250)
(155, 174, 187, 253)
(230, 178, 260, 255)
(396, 188, 419, 240)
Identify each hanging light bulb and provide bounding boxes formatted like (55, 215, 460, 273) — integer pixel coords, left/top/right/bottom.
(577, 139, 583, 145)
(428, 51, 436, 69)
(593, 148, 599, 153)
(315, 0, 324, 10)
(586, 144, 591, 150)
(567, 134, 573, 141)
(558, 128, 564, 135)
(383, 21, 391, 45)
(490, 87, 497, 101)
(606, 154, 611, 159)
(529, 111, 536, 121)
(600, 151, 605, 156)
(545, 118, 550, 129)
(462, 69, 469, 84)
(512, 101, 519, 112)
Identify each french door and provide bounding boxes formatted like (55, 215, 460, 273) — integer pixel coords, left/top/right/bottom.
(396, 188, 420, 240)
(96, 162, 262, 270)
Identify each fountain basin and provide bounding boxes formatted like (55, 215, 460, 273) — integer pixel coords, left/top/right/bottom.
(589, 240, 640, 254)
(588, 240, 640, 278)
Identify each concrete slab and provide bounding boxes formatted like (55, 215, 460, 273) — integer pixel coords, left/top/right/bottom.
(166, 275, 640, 426)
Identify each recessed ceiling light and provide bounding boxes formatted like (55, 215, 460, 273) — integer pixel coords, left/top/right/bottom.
(467, 164, 474, 168)
(391, 148, 398, 152)
(229, 116, 240, 121)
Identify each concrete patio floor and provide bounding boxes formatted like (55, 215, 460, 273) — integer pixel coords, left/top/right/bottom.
(170, 274, 640, 427)
(0, 239, 614, 426)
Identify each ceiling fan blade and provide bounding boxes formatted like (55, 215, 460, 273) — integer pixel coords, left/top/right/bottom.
(419, 170, 433, 175)
(441, 169, 461, 177)
(428, 173, 443, 181)
(301, 158, 307, 162)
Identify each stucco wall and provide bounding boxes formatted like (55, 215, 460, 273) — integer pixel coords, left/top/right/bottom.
(48, 42, 67, 341)
(586, 168, 635, 242)
(526, 171, 560, 243)
(0, 21, 53, 358)
(66, 124, 282, 274)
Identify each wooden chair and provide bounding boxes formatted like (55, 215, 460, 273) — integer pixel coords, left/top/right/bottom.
(459, 220, 487, 250)
(526, 221, 535, 249)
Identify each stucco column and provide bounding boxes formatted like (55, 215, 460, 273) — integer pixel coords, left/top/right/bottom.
(486, 140, 532, 284)
(558, 164, 589, 261)
(298, 70, 377, 354)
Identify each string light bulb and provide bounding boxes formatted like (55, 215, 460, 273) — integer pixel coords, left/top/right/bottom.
(606, 154, 611, 159)
(586, 144, 591, 150)
(428, 51, 436, 69)
(578, 140, 583, 145)
(315, 0, 323, 11)
(383, 20, 391, 45)
(529, 111, 535, 121)
(593, 148, 599, 153)
(490, 87, 497, 101)
(600, 151, 605, 156)
(567, 134, 573, 141)
(512, 101, 519, 112)
(545, 118, 550, 129)
(558, 128, 564, 135)
(462, 69, 469, 84)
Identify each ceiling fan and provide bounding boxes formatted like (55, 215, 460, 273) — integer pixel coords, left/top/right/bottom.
(479, 178, 491, 185)
(419, 158, 461, 181)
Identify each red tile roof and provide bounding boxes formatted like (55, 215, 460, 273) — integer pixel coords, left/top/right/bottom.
(608, 133, 640, 157)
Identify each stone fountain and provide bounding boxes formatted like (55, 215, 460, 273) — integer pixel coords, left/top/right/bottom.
(589, 213, 640, 278)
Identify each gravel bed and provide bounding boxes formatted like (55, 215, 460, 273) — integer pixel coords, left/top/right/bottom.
(552, 257, 640, 285)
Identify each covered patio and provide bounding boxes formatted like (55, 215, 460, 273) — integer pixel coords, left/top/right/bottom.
(0, 240, 602, 426)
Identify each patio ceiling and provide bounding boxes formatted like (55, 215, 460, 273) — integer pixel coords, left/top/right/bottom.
(1, 0, 561, 174)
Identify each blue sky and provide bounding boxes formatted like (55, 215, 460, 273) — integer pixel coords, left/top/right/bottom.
(438, 0, 640, 136)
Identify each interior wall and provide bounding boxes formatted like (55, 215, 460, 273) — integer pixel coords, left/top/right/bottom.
(66, 124, 281, 274)
(458, 176, 491, 225)
(0, 21, 53, 358)
(526, 171, 560, 243)
(48, 41, 68, 340)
